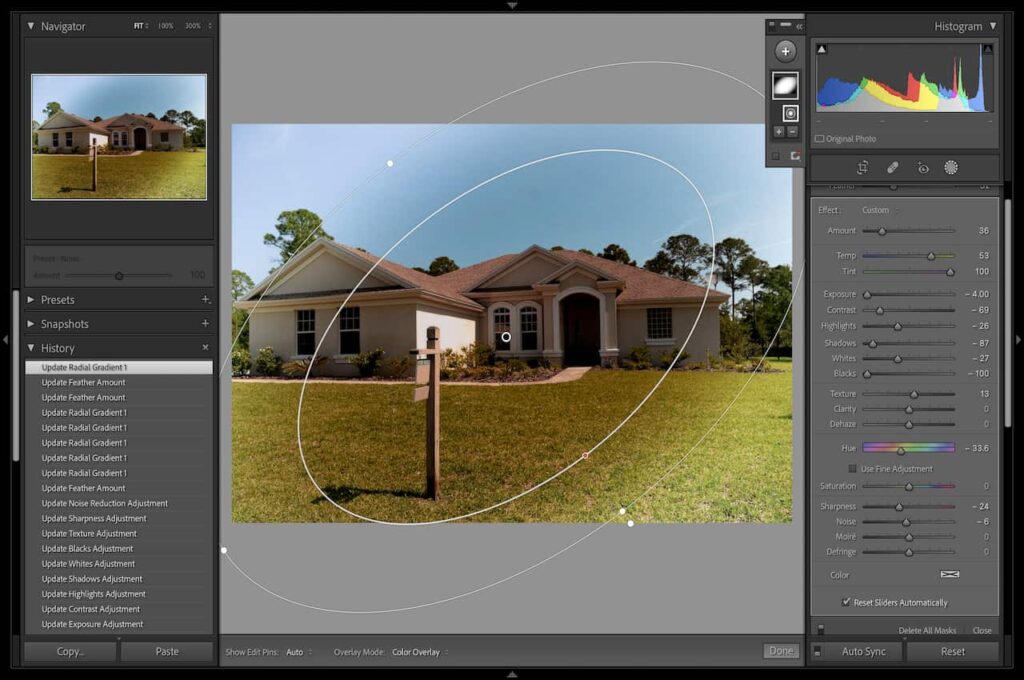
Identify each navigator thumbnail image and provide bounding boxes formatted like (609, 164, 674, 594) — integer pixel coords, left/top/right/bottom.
(30, 73, 208, 200)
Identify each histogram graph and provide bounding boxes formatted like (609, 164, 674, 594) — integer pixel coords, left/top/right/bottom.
(816, 43, 993, 113)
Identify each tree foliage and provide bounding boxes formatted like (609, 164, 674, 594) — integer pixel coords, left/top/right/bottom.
(713, 237, 754, 319)
(643, 234, 712, 282)
(598, 243, 636, 266)
(427, 256, 459, 276)
(230, 270, 255, 351)
(263, 209, 329, 268)
(231, 270, 254, 301)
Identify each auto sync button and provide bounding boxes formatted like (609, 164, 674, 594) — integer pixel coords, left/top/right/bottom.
(813, 642, 903, 663)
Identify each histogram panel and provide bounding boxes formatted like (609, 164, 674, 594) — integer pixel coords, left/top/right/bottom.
(816, 43, 993, 113)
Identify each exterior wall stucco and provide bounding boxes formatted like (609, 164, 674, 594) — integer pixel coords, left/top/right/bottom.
(480, 255, 562, 289)
(333, 303, 418, 376)
(616, 304, 721, 365)
(156, 130, 185, 149)
(246, 301, 421, 377)
(558, 271, 597, 290)
(46, 129, 107, 151)
(247, 309, 295, 364)
(270, 250, 392, 296)
(416, 305, 478, 353)
(70, 130, 106, 150)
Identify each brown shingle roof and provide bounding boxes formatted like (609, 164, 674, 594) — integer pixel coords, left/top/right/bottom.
(333, 243, 482, 307)
(38, 112, 111, 135)
(38, 112, 185, 134)
(97, 114, 185, 131)
(248, 239, 726, 309)
(555, 249, 728, 303)
(433, 246, 727, 304)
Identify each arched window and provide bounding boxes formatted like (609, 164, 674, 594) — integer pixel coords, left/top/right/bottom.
(492, 306, 512, 351)
(519, 304, 539, 351)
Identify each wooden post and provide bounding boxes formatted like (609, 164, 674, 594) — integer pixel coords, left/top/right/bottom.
(411, 326, 442, 500)
(91, 140, 97, 192)
(425, 326, 441, 499)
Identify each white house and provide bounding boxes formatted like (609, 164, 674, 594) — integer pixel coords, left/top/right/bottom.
(236, 238, 727, 375)
(36, 111, 187, 151)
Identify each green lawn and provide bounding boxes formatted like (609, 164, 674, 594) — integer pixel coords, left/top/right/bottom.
(232, 362, 793, 524)
(31, 149, 207, 199)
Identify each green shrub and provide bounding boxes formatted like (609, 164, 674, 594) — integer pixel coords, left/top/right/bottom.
(351, 348, 385, 377)
(623, 345, 653, 370)
(440, 347, 466, 371)
(231, 348, 251, 375)
(720, 314, 755, 360)
(281, 356, 327, 377)
(466, 341, 496, 367)
(498, 358, 529, 378)
(377, 356, 413, 378)
(657, 347, 690, 368)
(254, 347, 283, 376)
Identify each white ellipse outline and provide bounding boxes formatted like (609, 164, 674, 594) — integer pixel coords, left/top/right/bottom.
(222, 59, 787, 614)
(295, 148, 717, 525)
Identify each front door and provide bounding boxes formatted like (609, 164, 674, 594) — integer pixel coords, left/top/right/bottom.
(133, 127, 147, 150)
(561, 293, 600, 366)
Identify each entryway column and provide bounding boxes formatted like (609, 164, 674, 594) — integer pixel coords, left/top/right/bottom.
(535, 284, 562, 365)
(597, 283, 620, 366)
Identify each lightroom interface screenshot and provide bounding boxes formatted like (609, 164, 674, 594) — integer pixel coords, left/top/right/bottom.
(6, 8, 1017, 671)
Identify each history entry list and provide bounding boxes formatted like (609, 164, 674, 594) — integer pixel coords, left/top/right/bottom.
(23, 360, 215, 637)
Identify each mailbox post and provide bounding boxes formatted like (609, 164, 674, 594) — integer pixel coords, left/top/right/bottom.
(411, 326, 441, 499)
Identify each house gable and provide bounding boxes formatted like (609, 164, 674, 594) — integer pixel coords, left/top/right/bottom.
(267, 249, 396, 296)
(37, 111, 109, 136)
(244, 239, 406, 301)
(469, 245, 566, 291)
(536, 259, 623, 290)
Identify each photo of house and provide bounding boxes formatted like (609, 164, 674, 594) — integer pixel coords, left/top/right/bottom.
(30, 74, 207, 199)
(237, 238, 727, 373)
(36, 111, 187, 151)
(230, 124, 795, 524)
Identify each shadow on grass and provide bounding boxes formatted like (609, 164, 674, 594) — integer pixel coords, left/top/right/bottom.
(314, 485, 426, 504)
(58, 185, 93, 194)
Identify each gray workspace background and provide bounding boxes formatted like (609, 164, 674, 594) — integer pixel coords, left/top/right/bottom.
(218, 12, 805, 634)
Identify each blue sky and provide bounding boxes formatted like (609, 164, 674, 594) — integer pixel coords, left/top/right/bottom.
(231, 124, 792, 282)
(32, 74, 206, 122)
